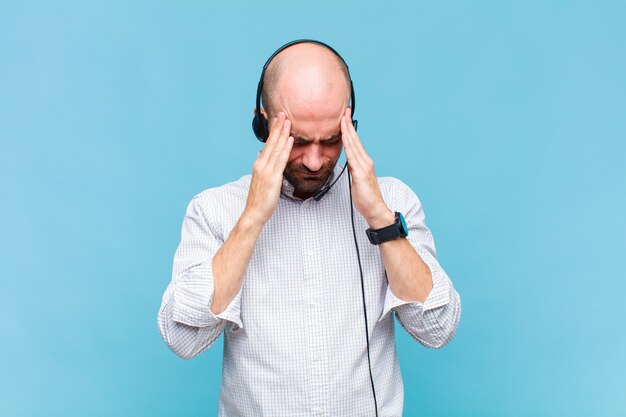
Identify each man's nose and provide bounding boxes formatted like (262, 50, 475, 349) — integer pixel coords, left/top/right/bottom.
(302, 146, 323, 172)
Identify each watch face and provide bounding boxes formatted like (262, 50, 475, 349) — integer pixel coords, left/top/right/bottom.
(398, 212, 408, 236)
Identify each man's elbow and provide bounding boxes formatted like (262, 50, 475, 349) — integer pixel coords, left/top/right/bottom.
(171, 345, 201, 360)
(411, 291, 461, 349)
(424, 324, 458, 349)
(158, 324, 209, 360)
(428, 293, 462, 349)
(157, 311, 209, 360)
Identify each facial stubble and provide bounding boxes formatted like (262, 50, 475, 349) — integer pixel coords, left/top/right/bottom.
(283, 159, 338, 195)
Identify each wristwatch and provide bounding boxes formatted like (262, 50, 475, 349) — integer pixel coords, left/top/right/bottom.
(366, 212, 408, 245)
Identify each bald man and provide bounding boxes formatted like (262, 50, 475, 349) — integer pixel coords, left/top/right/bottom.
(158, 41, 461, 417)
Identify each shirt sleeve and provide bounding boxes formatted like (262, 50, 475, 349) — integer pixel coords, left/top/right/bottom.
(157, 194, 243, 360)
(377, 179, 462, 349)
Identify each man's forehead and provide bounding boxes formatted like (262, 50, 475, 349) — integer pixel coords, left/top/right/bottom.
(288, 112, 343, 139)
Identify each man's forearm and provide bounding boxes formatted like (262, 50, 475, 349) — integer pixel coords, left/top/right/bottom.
(210, 214, 264, 314)
(210, 113, 294, 315)
(369, 209, 433, 303)
(379, 237, 433, 303)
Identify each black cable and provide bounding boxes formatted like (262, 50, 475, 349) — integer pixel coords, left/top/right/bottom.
(313, 163, 347, 201)
(347, 166, 379, 417)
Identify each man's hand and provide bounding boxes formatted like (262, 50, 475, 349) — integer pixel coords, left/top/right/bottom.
(210, 112, 293, 314)
(243, 112, 294, 226)
(341, 108, 394, 229)
(341, 108, 434, 303)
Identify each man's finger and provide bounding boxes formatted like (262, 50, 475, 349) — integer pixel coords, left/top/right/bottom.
(343, 108, 369, 163)
(269, 119, 291, 166)
(341, 116, 360, 168)
(274, 136, 294, 172)
(259, 112, 286, 163)
(258, 116, 279, 160)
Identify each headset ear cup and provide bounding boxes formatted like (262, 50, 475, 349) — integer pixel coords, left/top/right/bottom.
(252, 114, 269, 142)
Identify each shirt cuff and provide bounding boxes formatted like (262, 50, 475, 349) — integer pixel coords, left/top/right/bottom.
(378, 264, 451, 322)
(171, 263, 244, 329)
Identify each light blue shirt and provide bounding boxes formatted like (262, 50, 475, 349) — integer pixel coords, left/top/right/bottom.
(157, 163, 462, 416)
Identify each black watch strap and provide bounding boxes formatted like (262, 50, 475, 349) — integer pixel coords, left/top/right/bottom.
(366, 212, 408, 245)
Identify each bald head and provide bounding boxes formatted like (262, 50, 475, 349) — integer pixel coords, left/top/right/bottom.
(261, 43, 351, 119)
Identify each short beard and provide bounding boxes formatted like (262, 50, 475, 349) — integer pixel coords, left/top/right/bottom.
(283, 159, 337, 197)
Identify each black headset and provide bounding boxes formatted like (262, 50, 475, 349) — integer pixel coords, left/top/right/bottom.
(251, 40, 379, 417)
(251, 39, 358, 142)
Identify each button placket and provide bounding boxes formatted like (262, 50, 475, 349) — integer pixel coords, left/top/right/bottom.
(301, 201, 329, 416)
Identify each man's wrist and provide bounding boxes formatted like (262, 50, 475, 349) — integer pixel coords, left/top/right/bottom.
(366, 207, 395, 229)
(237, 211, 266, 235)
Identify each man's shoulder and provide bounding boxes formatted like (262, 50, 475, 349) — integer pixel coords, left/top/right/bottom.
(376, 175, 423, 212)
(377, 175, 416, 195)
(191, 174, 252, 208)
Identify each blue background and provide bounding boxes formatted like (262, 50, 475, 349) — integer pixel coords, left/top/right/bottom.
(1, 1, 625, 416)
